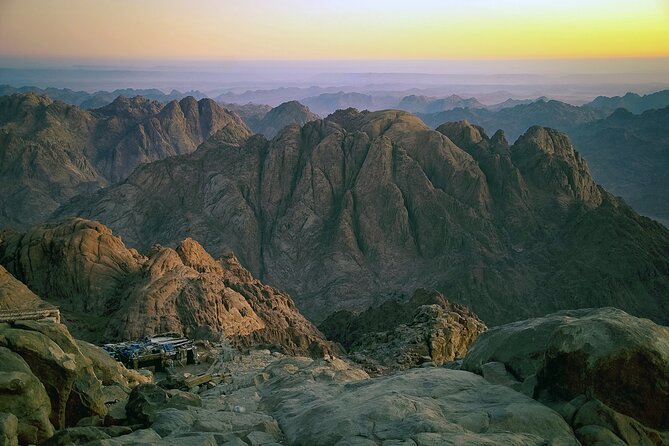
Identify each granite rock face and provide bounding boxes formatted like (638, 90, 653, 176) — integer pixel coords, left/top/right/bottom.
(53, 109, 669, 326)
(259, 357, 579, 445)
(0, 318, 120, 444)
(462, 307, 669, 445)
(0, 218, 336, 356)
(320, 289, 486, 371)
(0, 93, 251, 229)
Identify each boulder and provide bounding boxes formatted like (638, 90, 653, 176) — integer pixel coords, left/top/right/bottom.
(0, 321, 106, 429)
(0, 347, 53, 444)
(76, 340, 149, 390)
(321, 289, 486, 370)
(462, 308, 669, 432)
(0, 413, 18, 446)
(125, 384, 170, 427)
(259, 357, 578, 445)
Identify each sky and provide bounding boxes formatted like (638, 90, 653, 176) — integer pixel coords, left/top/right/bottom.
(1, 0, 669, 62)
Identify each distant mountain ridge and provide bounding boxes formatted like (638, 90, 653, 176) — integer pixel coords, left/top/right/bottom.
(53, 109, 669, 326)
(571, 106, 669, 226)
(586, 90, 669, 113)
(247, 101, 319, 138)
(418, 99, 609, 141)
(0, 84, 208, 109)
(0, 93, 251, 229)
(398, 94, 486, 113)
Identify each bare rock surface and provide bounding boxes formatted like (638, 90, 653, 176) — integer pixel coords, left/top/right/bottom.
(0, 218, 336, 356)
(54, 109, 669, 326)
(462, 307, 669, 445)
(320, 289, 486, 372)
(0, 93, 251, 229)
(257, 356, 578, 445)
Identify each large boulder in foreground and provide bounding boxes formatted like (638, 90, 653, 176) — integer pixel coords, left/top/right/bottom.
(0, 320, 111, 444)
(259, 357, 578, 445)
(0, 346, 53, 444)
(320, 289, 486, 371)
(462, 307, 669, 444)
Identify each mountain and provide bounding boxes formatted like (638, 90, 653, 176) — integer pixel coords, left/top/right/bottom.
(0, 93, 250, 229)
(587, 90, 669, 114)
(398, 94, 485, 114)
(301, 92, 380, 115)
(487, 96, 548, 111)
(570, 106, 669, 226)
(0, 218, 336, 355)
(0, 84, 208, 109)
(246, 101, 319, 138)
(53, 109, 669, 326)
(418, 99, 608, 141)
(220, 102, 273, 131)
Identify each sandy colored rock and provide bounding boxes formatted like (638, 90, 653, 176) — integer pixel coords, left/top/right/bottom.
(0, 346, 53, 444)
(321, 289, 486, 371)
(0, 219, 337, 356)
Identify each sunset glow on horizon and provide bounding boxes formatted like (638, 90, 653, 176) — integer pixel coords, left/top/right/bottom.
(1, 0, 668, 62)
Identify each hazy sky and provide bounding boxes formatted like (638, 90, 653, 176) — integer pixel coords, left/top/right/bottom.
(1, 0, 668, 62)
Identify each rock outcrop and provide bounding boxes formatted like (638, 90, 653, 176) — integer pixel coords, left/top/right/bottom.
(0, 319, 115, 444)
(259, 356, 579, 445)
(53, 109, 669, 326)
(462, 307, 669, 445)
(320, 289, 486, 371)
(0, 93, 251, 229)
(0, 218, 336, 356)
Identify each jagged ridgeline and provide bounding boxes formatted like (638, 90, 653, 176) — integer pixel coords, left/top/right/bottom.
(0, 93, 251, 229)
(49, 108, 669, 325)
(0, 218, 336, 356)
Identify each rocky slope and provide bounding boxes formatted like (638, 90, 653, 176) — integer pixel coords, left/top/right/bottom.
(462, 307, 669, 445)
(0, 93, 251, 229)
(0, 218, 335, 356)
(0, 318, 148, 445)
(53, 110, 669, 326)
(421, 99, 669, 227)
(320, 289, 486, 371)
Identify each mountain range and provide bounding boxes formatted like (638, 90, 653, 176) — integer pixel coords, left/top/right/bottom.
(0, 93, 250, 229)
(50, 108, 669, 326)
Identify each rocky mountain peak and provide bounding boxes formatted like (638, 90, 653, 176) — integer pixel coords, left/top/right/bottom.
(249, 100, 319, 138)
(95, 95, 163, 120)
(490, 129, 509, 150)
(0, 218, 336, 355)
(175, 237, 222, 273)
(512, 126, 602, 207)
(51, 113, 669, 326)
(437, 120, 487, 147)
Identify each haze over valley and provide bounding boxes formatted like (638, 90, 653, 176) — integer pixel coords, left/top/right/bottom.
(1, 1, 669, 445)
